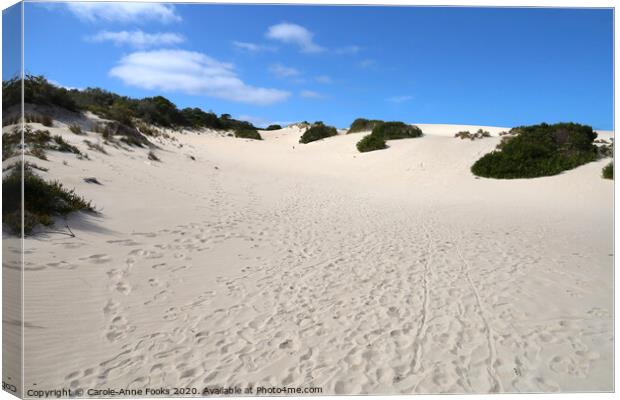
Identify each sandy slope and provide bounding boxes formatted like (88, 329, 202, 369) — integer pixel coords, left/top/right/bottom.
(9, 118, 613, 394)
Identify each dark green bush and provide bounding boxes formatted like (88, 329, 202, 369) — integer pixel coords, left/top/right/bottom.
(3, 164, 95, 235)
(235, 128, 262, 140)
(471, 122, 598, 179)
(4, 75, 79, 111)
(299, 123, 338, 144)
(348, 118, 383, 134)
(356, 134, 387, 152)
(371, 121, 423, 140)
(265, 124, 282, 131)
(602, 162, 613, 179)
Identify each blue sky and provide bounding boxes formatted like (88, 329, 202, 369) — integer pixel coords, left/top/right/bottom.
(8, 3, 614, 129)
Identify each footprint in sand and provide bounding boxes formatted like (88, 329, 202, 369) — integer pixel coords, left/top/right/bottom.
(79, 254, 112, 264)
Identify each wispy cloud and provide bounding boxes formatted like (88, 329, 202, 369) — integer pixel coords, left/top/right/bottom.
(266, 23, 324, 53)
(232, 41, 276, 52)
(269, 63, 300, 78)
(315, 75, 332, 84)
(300, 90, 324, 99)
(86, 30, 184, 48)
(359, 59, 377, 68)
(334, 45, 361, 55)
(109, 49, 290, 106)
(66, 3, 181, 24)
(386, 95, 413, 103)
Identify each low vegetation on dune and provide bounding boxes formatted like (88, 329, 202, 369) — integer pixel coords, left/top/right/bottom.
(356, 134, 387, 152)
(348, 118, 384, 134)
(25, 113, 53, 127)
(265, 124, 282, 131)
(355, 121, 423, 153)
(235, 128, 263, 140)
(92, 121, 150, 148)
(602, 162, 613, 180)
(83, 140, 108, 155)
(3, 125, 85, 161)
(3, 75, 256, 132)
(454, 129, 491, 140)
(2, 126, 22, 160)
(3, 163, 95, 235)
(299, 122, 338, 144)
(371, 121, 423, 140)
(68, 123, 83, 135)
(471, 122, 599, 179)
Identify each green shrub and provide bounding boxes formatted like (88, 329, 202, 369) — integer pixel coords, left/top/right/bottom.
(2, 115, 21, 127)
(11, 126, 85, 159)
(136, 121, 161, 137)
(40, 115, 53, 127)
(3, 75, 78, 111)
(68, 123, 83, 135)
(356, 134, 387, 152)
(454, 129, 491, 140)
(24, 113, 53, 127)
(30, 148, 48, 161)
(83, 140, 108, 155)
(597, 143, 614, 158)
(265, 124, 282, 131)
(52, 135, 81, 154)
(348, 118, 383, 134)
(371, 121, 423, 140)
(107, 101, 135, 126)
(3, 126, 22, 160)
(3, 164, 95, 235)
(96, 121, 149, 147)
(234, 128, 262, 140)
(299, 123, 338, 144)
(602, 162, 613, 179)
(471, 122, 598, 179)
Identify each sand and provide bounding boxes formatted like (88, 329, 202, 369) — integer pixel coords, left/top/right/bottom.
(7, 115, 613, 394)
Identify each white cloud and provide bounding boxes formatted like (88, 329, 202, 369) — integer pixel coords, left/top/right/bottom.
(48, 79, 81, 91)
(334, 45, 361, 55)
(300, 90, 324, 99)
(269, 63, 300, 78)
(386, 95, 413, 103)
(66, 3, 181, 24)
(266, 23, 324, 53)
(232, 41, 276, 52)
(315, 75, 332, 84)
(87, 30, 184, 48)
(109, 49, 290, 106)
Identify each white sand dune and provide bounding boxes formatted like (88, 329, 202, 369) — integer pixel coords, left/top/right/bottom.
(9, 117, 613, 394)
